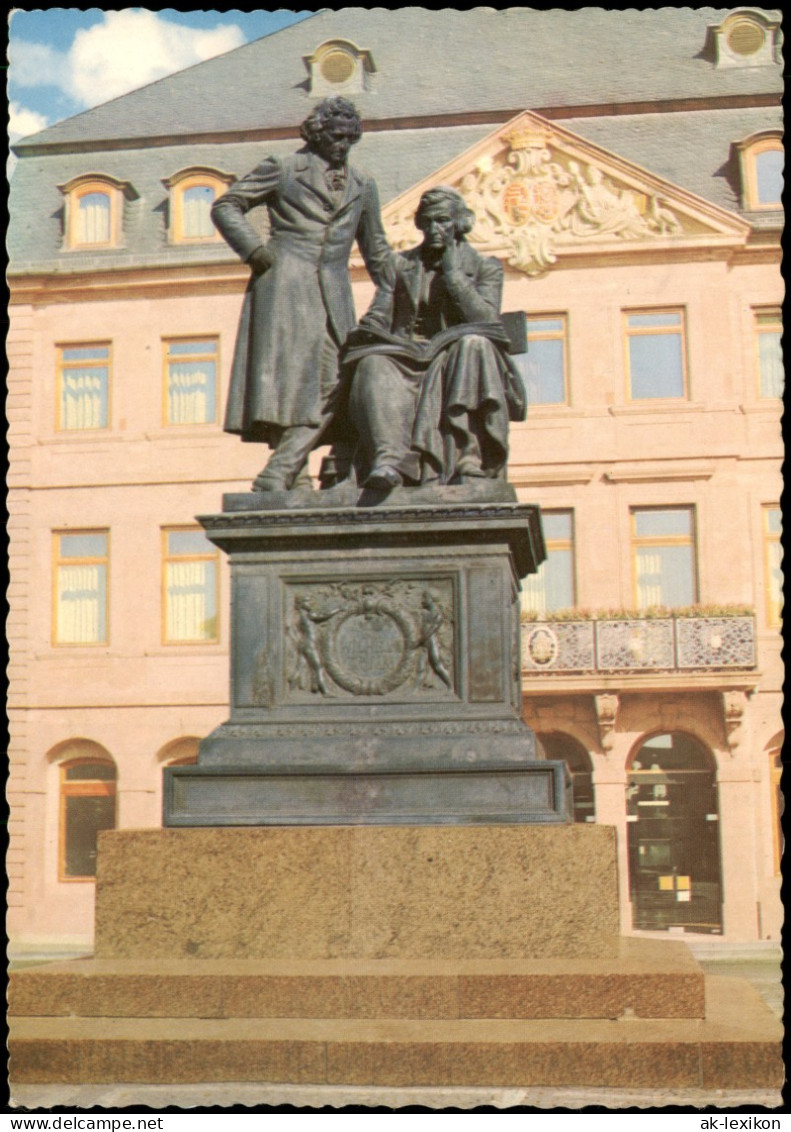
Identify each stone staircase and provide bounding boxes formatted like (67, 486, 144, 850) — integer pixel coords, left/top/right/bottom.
(8, 827, 783, 1090)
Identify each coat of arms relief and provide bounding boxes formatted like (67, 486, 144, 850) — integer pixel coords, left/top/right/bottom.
(385, 120, 684, 277)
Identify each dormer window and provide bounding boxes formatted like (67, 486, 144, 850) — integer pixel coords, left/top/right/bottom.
(58, 174, 134, 250)
(303, 39, 375, 96)
(736, 132, 784, 210)
(708, 10, 781, 68)
(163, 167, 235, 244)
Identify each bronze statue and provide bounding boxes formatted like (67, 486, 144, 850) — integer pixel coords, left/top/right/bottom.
(343, 186, 526, 489)
(211, 97, 391, 491)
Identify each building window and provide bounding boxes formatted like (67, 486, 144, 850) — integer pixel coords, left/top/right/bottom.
(54, 531, 109, 645)
(737, 135, 783, 210)
(625, 310, 687, 401)
(755, 309, 783, 398)
(58, 174, 132, 249)
(163, 337, 219, 425)
(513, 315, 568, 405)
(763, 506, 782, 628)
(710, 11, 781, 69)
(160, 737, 200, 767)
(303, 39, 375, 96)
(521, 510, 575, 615)
(163, 168, 234, 243)
(162, 528, 219, 643)
(631, 508, 697, 610)
(57, 343, 111, 430)
(770, 749, 783, 875)
(59, 757, 117, 881)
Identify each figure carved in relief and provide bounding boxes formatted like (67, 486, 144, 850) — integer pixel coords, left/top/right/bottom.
(415, 590, 453, 690)
(342, 186, 526, 489)
(211, 97, 391, 492)
(291, 595, 342, 696)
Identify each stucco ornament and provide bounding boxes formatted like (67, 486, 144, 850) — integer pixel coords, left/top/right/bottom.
(388, 122, 683, 277)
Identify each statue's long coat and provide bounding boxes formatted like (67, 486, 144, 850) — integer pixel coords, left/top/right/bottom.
(211, 149, 390, 443)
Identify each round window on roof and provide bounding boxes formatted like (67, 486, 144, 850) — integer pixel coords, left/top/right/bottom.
(320, 48, 356, 84)
(726, 18, 765, 56)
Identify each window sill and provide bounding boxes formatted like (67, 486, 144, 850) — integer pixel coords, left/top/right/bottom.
(144, 426, 223, 441)
(520, 406, 588, 418)
(45, 433, 125, 446)
(739, 400, 784, 415)
(608, 401, 705, 416)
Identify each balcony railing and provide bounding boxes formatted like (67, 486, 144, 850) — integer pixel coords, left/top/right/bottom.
(521, 615, 756, 674)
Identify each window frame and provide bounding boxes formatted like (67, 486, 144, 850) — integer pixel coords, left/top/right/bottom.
(522, 313, 569, 407)
(623, 308, 689, 403)
(56, 340, 112, 432)
(754, 308, 783, 399)
(162, 335, 220, 427)
(60, 175, 125, 250)
(164, 168, 233, 244)
(630, 506, 698, 611)
(762, 505, 782, 629)
(770, 750, 783, 876)
(520, 508, 576, 616)
(738, 135, 784, 211)
(52, 529, 110, 647)
(58, 757, 117, 883)
(161, 526, 220, 645)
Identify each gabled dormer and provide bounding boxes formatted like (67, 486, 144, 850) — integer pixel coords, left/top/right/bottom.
(303, 39, 376, 97)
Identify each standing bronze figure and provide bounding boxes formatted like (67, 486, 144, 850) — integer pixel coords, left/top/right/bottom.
(211, 97, 390, 491)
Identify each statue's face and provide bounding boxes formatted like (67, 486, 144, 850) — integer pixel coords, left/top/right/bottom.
(419, 203, 457, 250)
(313, 119, 358, 166)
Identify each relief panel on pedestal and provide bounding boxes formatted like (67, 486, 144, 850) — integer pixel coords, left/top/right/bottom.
(285, 579, 456, 702)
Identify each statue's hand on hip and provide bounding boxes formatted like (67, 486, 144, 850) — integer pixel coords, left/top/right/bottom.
(247, 244, 276, 275)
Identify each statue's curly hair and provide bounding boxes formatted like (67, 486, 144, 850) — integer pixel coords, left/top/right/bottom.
(415, 186, 475, 237)
(300, 97, 363, 147)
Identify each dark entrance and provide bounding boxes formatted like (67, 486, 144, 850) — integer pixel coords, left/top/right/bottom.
(538, 732, 595, 824)
(627, 732, 722, 934)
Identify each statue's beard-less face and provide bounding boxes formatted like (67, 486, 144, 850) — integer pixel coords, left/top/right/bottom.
(313, 121, 358, 167)
(419, 208, 458, 257)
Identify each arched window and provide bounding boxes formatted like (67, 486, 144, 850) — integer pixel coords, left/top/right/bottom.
(58, 746, 117, 881)
(537, 732, 595, 823)
(626, 732, 722, 934)
(737, 134, 783, 211)
(163, 168, 234, 244)
(769, 746, 784, 876)
(159, 736, 200, 767)
(58, 174, 133, 249)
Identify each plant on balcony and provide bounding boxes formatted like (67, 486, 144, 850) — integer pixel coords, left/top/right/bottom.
(520, 603, 754, 624)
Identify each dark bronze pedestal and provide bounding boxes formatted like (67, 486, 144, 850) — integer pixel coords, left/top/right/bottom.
(164, 481, 569, 825)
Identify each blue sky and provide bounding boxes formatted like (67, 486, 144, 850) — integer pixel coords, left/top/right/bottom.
(9, 9, 314, 143)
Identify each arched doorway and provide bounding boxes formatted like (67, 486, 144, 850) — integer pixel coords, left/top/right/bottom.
(538, 732, 595, 824)
(626, 732, 722, 934)
(50, 739, 117, 882)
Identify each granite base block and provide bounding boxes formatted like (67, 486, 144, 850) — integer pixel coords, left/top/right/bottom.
(92, 825, 620, 960)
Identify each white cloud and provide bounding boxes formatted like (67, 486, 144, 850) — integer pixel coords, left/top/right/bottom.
(68, 11, 245, 105)
(11, 11, 246, 111)
(8, 38, 70, 91)
(8, 101, 49, 143)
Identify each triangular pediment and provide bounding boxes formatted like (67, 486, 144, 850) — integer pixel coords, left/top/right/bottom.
(375, 111, 751, 276)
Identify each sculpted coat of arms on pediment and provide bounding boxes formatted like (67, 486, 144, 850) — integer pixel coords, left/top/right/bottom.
(381, 113, 747, 278)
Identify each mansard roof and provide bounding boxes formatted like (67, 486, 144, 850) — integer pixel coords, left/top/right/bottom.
(13, 7, 783, 151)
(8, 9, 782, 274)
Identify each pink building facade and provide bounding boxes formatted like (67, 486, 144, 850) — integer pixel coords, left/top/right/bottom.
(7, 9, 783, 952)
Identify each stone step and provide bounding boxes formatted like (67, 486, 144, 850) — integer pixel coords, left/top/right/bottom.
(9, 977, 782, 1090)
(9, 939, 704, 1021)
